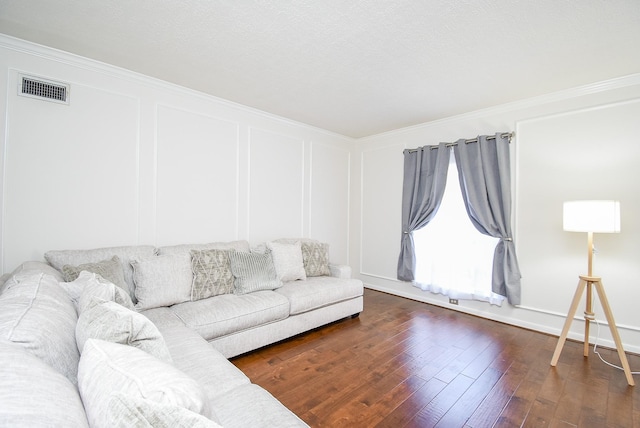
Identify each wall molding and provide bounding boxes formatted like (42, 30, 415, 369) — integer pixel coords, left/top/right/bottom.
(364, 281, 640, 355)
(0, 34, 354, 142)
(358, 73, 640, 142)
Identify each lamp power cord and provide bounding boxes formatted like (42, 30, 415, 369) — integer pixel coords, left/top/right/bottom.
(592, 316, 640, 376)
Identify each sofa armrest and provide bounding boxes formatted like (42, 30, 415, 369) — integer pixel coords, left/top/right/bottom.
(329, 264, 351, 279)
(1, 260, 65, 287)
(0, 273, 10, 289)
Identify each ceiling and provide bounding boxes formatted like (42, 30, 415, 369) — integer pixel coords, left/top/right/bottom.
(1, 1, 640, 138)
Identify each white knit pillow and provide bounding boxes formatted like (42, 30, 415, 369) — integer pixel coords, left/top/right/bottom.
(266, 241, 306, 282)
(75, 300, 172, 363)
(132, 254, 192, 310)
(108, 393, 222, 427)
(78, 339, 210, 428)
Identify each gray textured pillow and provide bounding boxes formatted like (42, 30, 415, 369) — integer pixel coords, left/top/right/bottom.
(0, 272, 80, 385)
(229, 249, 282, 295)
(266, 241, 306, 282)
(45, 245, 157, 303)
(61, 256, 128, 292)
(190, 249, 234, 300)
(60, 270, 135, 313)
(301, 242, 331, 277)
(108, 393, 222, 428)
(76, 299, 172, 363)
(132, 254, 192, 310)
(78, 339, 211, 428)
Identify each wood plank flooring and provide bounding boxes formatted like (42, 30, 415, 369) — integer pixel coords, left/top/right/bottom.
(231, 289, 640, 427)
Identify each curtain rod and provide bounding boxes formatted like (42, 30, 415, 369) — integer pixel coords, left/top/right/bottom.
(406, 132, 513, 153)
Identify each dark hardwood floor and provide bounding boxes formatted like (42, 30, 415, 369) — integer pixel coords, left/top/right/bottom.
(231, 289, 640, 427)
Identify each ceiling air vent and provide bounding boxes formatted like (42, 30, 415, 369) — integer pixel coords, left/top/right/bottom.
(18, 74, 70, 105)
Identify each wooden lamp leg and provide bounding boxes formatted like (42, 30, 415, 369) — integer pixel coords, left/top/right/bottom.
(583, 280, 593, 357)
(551, 277, 587, 366)
(550, 275, 635, 386)
(591, 277, 635, 386)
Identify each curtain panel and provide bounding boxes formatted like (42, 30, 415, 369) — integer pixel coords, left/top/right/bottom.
(453, 133, 521, 304)
(398, 133, 522, 305)
(397, 143, 449, 281)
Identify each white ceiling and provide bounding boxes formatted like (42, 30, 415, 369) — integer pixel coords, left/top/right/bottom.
(1, 0, 640, 138)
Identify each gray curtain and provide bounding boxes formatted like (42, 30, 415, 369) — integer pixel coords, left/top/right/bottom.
(453, 133, 522, 305)
(397, 143, 449, 281)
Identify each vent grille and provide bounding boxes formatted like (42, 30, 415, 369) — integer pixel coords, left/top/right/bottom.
(18, 74, 70, 104)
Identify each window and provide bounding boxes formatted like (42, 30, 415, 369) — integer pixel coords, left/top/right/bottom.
(413, 150, 504, 305)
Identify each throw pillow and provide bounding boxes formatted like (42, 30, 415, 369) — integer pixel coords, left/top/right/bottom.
(228, 249, 282, 295)
(61, 255, 128, 292)
(76, 299, 172, 363)
(131, 254, 192, 310)
(108, 393, 222, 428)
(301, 241, 331, 277)
(78, 339, 211, 428)
(60, 270, 135, 313)
(266, 241, 306, 282)
(190, 249, 234, 300)
(45, 245, 157, 303)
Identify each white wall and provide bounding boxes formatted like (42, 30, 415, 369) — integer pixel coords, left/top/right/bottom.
(353, 75, 640, 353)
(2, 34, 640, 355)
(0, 36, 353, 272)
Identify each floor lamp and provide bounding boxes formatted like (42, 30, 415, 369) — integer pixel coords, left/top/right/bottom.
(550, 200, 634, 386)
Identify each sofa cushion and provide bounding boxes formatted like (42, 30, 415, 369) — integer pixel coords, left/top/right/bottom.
(0, 341, 89, 427)
(108, 393, 222, 428)
(229, 250, 282, 294)
(191, 249, 235, 300)
(45, 245, 157, 301)
(60, 270, 135, 313)
(170, 291, 290, 340)
(157, 240, 251, 256)
(155, 324, 251, 401)
(76, 300, 173, 362)
(78, 339, 212, 428)
(211, 383, 309, 428)
(276, 276, 364, 315)
(132, 254, 192, 310)
(60, 255, 128, 293)
(0, 272, 79, 384)
(267, 241, 306, 282)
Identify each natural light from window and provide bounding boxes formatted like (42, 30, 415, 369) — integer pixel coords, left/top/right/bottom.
(413, 150, 504, 305)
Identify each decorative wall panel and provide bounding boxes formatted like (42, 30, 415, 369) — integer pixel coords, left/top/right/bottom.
(155, 106, 239, 245)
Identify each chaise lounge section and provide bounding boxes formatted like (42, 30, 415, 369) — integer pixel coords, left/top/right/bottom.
(0, 239, 364, 427)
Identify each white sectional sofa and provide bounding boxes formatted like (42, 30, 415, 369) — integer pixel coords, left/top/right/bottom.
(0, 239, 364, 427)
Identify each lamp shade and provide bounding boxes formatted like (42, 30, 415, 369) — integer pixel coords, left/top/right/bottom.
(563, 200, 620, 233)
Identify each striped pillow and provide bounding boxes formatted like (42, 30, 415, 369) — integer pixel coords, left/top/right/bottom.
(228, 250, 282, 294)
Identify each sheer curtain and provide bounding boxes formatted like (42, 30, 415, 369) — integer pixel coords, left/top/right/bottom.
(413, 151, 505, 305)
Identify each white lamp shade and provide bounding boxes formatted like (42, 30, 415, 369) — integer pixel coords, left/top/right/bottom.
(563, 200, 621, 233)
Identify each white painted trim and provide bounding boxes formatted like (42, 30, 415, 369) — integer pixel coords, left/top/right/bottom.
(359, 73, 640, 142)
(364, 282, 640, 354)
(0, 34, 355, 142)
(0, 68, 9, 271)
(516, 96, 640, 127)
